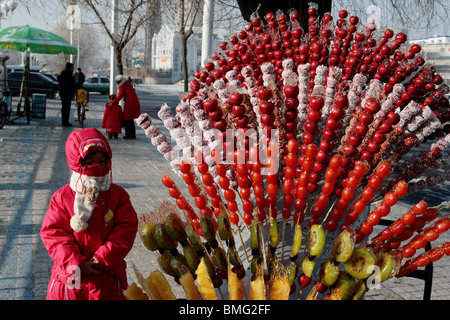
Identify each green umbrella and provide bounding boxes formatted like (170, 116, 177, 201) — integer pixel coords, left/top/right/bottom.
(0, 25, 77, 124)
(0, 25, 77, 55)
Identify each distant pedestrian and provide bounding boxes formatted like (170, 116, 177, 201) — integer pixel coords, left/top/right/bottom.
(74, 68, 86, 90)
(58, 62, 77, 126)
(102, 94, 123, 139)
(40, 128, 138, 300)
(109, 75, 140, 139)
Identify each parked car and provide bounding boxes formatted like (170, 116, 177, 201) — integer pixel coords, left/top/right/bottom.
(41, 73, 61, 99)
(82, 76, 110, 94)
(42, 73, 58, 82)
(7, 71, 60, 99)
(7, 65, 42, 74)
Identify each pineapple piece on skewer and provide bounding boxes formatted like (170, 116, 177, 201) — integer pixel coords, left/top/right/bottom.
(228, 263, 244, 300)
(124, 282, 149, 300)
(179, 270, 202, 300)
(249, 264, 266, 300)
(142, 275, 162, 300)
(195, 257, 218, 300)
(148, 271, 177, 300)
(269, 275, 290, 300)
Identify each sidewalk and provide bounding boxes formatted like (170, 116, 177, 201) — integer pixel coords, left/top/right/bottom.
(0, 96, 186, 299)
(0, 90, 449, 300)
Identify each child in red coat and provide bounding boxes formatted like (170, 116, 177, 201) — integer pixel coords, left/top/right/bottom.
(40, 128, 138, 300)
(102, 94, 123, 139)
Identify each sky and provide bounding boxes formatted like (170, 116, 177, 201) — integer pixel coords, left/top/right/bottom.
(331, 0, 449, 40)
(2, 0, 448, 40)
(0, 2, 58, 30)
(0, 0, 448, 47)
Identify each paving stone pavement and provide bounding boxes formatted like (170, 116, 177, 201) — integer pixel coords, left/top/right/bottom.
(0, 88, 449, 300)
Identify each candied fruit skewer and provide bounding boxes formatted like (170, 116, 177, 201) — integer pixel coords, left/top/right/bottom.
(396, 241, 450, 278)
(354, 180, 409, 243)
(328, 161, 391, 232)
(370, 200, 428, 248)
(401, 213, 450, 259)
(161, 174, 199, 222)
(179, 159, 215, 220)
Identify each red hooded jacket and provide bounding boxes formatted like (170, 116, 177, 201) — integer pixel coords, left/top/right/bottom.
(102, 102, 123, 134)
(110, 80, 140, 120)
(40, 128, 138, 300)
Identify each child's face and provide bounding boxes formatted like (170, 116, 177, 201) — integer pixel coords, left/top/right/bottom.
(82, 151, 108, 165)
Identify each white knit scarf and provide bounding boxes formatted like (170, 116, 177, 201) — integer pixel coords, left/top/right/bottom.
(69, 171, 111, 232)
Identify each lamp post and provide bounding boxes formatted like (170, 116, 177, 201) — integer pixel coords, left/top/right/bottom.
(201, 0, 214, 67)
(67, 0, 80, 64)
(110, 0, 118, 95)
(0, 0, 18, 28)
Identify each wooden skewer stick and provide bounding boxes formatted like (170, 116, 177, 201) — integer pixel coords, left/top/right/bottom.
(236, 223, 250, 263)
(292, 193, 311, 231)
(237, 209, 250, 232)
(281, 219, 287, 264)
(223, 204, 250, 263)
(221, 203, 249, 263)
(320, 198, 338, 227)
(236, 192, 251, 232)
(217, 287, 225, 300)
(259, 221, 268, 268)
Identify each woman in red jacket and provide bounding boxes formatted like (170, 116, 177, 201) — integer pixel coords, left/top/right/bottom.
(109, 75, 140, 139)
(102, 94, 123, 139)
(40, 128, 138, 300)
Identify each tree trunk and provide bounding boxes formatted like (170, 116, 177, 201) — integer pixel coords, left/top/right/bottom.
(181, 36, 189, 93)
(115, 44, 124, 76)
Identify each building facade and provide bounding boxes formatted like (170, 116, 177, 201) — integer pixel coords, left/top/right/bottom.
(148, 24, 224, 84)
(409, 35, 450, 86)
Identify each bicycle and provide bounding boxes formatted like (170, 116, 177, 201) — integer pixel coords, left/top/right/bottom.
(0, 90, 24, 129)
(76, 88, 89, 128)
(0, 99, 7, 129)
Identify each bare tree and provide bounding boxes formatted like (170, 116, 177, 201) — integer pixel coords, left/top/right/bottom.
(38, 20, 101, 74)
(332, 0, 450, 39)
(21, 0, 160, 74)
(76, 0, 161, 75)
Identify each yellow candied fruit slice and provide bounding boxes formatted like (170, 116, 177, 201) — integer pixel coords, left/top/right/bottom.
(124, 282, 149, 300)
(195, 258, 218, 300)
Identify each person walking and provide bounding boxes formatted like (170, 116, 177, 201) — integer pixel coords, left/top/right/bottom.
(40, 128, 138, 300)
(58, 63, 77, 126)
(109, 75, 140, 139)
(102, 94, 123, 139)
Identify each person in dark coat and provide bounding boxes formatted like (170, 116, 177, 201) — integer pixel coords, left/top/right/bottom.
(74, 68, 86, 89)
(58, 63, 77, 126)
